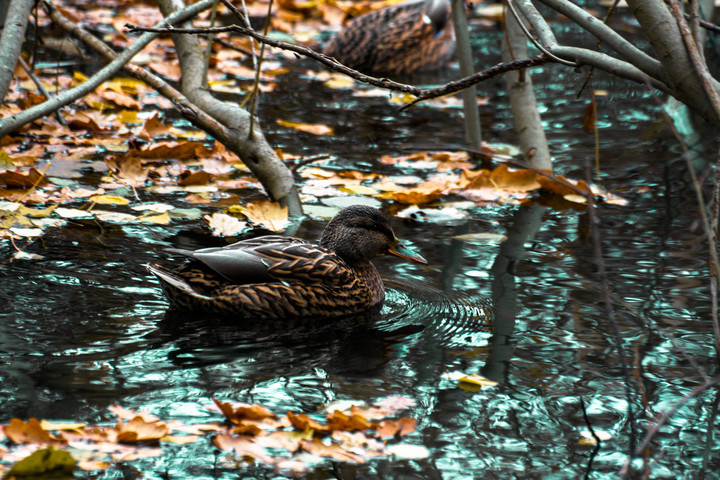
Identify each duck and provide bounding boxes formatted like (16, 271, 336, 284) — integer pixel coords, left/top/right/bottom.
(147, 205, 427, 319)
(322, 0, 455, 76)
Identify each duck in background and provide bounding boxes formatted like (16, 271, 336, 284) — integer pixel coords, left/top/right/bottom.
(147, 205, 427, 319)
(323, 0, 455, 76)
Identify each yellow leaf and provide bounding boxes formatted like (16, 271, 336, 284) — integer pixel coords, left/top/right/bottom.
(140, 212, 171, 225)
(276, 119, 334, 136)
(7, 447, 76, 477)
(73, 71, 89, 83)
(323, 74, 355, 89)
(240, 200, 290, 232)
(89, 195, 130, 205)
(389, 92, 417, 105)
(40, 420, 86, 431)
(458, 373, 498, 387)
(18, 204, 57, 218)
(338, 184, 379, 195)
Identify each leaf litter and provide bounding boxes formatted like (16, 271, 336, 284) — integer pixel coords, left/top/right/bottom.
(1, 396, 421, 476)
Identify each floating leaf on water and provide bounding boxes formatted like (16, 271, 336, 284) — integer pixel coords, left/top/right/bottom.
(115, 416, 169, 444)
(205, 212, 247, 237)
(131, 203, 174, 213)
(5, 418, 54, 444)
(458, 373, 498, 387)
(6, 446, 76, 477)
(92, 211, 137, 223)
(321, 196, 381, 209)
(12, 251, 45, 261)
(183, 185, 218, 194)
(563, 194, 587, 204)
(276, 119, 334, 136)
(579, 429, 612, 445)
(239, 201, 289, 232)
(40, 421, 87, 432)
(303, 204, 340, 219)
(55, 207, 93, 219)
(31, 218, 65, 228)
(386, 444, 430, 459)
(0, 200, 20, 212)
(89, 194, 130, 205)
(10, 227, 44, 237)
(451, 232, 507, 244)
(338, 184, 379, 195)
(169, 207, 203, 220)
(140, 212, 171, 225)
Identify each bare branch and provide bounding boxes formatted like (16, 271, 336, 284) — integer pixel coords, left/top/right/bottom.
(0, 0, 217, 139)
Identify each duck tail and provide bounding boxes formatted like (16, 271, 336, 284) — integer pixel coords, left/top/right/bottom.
(146, 264, 213, 301)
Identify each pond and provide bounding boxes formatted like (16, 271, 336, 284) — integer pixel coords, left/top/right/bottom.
(1, 8, 719, 480)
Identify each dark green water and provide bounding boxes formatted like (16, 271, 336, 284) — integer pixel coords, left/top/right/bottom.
(1, 15, 720, 480)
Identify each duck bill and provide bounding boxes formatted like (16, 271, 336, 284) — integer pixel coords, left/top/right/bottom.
(389, 243, 427, 265)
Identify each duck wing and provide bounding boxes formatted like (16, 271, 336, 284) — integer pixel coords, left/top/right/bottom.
(165, 236, 353, 286)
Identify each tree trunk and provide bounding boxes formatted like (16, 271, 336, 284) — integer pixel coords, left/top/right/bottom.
(501, 6, 552, 170)
(156, 0, 302, 218)
(0, 0, 34, 104)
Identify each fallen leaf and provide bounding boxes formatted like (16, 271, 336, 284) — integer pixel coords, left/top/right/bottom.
(300, 438, 364, 463)
(239, 201, 289, 232)
(6, 447, 76, 477)
(205, 212, 247, 236)
(88, 194, 130, 205)
(5, 418, 55, 444)
(276, 119, 334, 136)
(115, 416, 169, 444)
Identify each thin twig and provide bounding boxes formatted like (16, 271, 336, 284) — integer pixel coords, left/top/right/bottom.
(124, 22, 552, 107)
(17, 56, 67, 126)
(584, 159, 637, 474)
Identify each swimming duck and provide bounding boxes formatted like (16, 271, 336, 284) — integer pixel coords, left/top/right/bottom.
(323, 0, 455, 76)
(147, 205, 427, 319)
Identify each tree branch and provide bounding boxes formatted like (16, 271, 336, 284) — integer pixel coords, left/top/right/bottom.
(0, 0, 216, 139)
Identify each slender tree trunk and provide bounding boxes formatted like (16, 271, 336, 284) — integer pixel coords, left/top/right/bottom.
(450, 0, 482, 149)
(156, 0, 302, 217)
(0, 0, 34, 104)
(501, 6, 552, 170)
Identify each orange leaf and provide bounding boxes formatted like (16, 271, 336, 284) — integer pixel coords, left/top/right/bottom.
(239, 200, 289, 232)
(139, 114, 172, 140)
(5, 418, 54, 444)
(178, 170, 212, 186)
(0, 168, 51, 188)
(537, 174, 591, 197)
(213, 399, 277, 425)
(276, 119, 334, 136)
(213, 433, 273, 463)
(115, 416, 169, 444)
(326, 410, 374, 432)
(286, 412, 329, 434)
(488, 164, 541, 192)
(300, 438, 365, 463)
(375, 417, 416, 438)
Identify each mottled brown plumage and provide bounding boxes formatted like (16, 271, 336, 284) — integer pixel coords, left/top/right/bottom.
(323, 0, 455, 76)
(147, 205, 427, 319)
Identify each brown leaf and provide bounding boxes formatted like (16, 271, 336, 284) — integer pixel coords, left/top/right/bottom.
(5, 418, 55, 444)
(105, 155, 148, 185)
(0, 168, 51, 188)
(178, 170, 212, 186)
(286, 412, 329, 434)
(300, 438, 365, 463)
(213, 433, 273, 463)
(213, 399, 277, 425)
(488, 164, 541, 192)
(139, 114, 172, 140)
(276, 119, 334, 136)
(239, 200, 289, 232)
(326, 410, 374, 432)
(375, 417, 416, 438)
(537, 174, 591, 197)
(115, 416, 169, 444)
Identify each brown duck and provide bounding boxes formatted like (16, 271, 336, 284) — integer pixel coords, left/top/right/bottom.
(147, 205, 427, 319)
(323, 0, 455, 76)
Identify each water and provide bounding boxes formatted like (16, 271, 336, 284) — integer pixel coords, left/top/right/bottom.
(2, 15, 720, 480)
